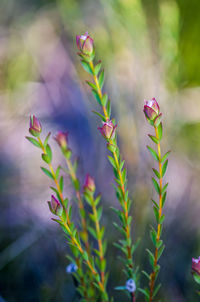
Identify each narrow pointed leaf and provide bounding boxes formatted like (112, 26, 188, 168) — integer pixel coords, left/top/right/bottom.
(162, 159, 168, 176)
(98, 70, 104, 89)
(41, 167, 54, 180)
(147, 146, 159, 161)
(81, 60, 93, 75)
(26, 136, 41, 148)
(152, 177, 160, 194)
(161, 151, 171, 163)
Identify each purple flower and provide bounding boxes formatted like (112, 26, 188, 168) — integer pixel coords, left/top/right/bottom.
(143, 98, 162, 125)
(83, 174, 95, 192)
(48, 195, 61, 215)
(192, 257, 200, 275)
(76, 32, 94, 56)
(66, 262, 78, 274)
(54, 131, 68, 150)
(125, 279, 136, 293)
(29, 115, 42, 137)
(98, 119, 117, 140)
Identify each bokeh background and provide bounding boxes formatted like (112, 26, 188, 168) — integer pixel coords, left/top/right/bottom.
(0, 0, 200, 301)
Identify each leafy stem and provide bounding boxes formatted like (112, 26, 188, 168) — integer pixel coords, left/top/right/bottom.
(149, 126, 163, 302)
(64, 155, 90, 254)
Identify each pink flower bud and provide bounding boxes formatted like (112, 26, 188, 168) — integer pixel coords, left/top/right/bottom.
(192, 257, 200, 275)
(84, 174, 95, 192)
(98, 119, 117, 140)
(143, 98, 160, 123)
(29, 115, 42, 137)
(76, 32, 94, 56)
(48, 195, 61, 215)
(54, 131, 68, 150)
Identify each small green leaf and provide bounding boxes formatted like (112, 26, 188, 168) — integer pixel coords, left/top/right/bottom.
(153, 283, 161, 298)
(138, 288, 150, 299)
(122, 168, 126, 183)
(41, 167, 54, 180)
(92, 110, 106, 121)
(162, 159, 168, 176)
(193, 273, 200, 285)
(147, 146, 159, 161)
(153, 206, 159, 224)
(152, 168, 160, 179)
(98, 70, 104, 89)
(161, 151, 171, 163)
(152, 177, 160, 194)
(101, 94, 108, 107)
(152, 199, 159, 209)
(42, 153, 51, 164)
(146, 248, 155, 268)
(157, 123, 163, 140)
(88, 226, 97, 238)
(162, 183, 168, 194)
(162, 191, 167, 207)
(81, 60, 93, 75)
(157, 245, 165, 260)
(46, 144, 52, 162)
(26, 136, 41, 148)
(55, 166, 61, 180)
(59, 176, 64, 192)
(44, 132, 51, 148)
(86, 81, 97, 90)
(148, 134, 159, 144)
(108, 155, 117, 169)
(97, 206, 103, 221)
(142, 270, 150, 280)
(159, 214, 165, 224)
(94, 61, 102, 75)
(150, 228, 157, 246)
(156, 239, 163, 249)
(106, 100, 111, 118)
(92, 89, 101, 105)
(114, 286, 126, 291)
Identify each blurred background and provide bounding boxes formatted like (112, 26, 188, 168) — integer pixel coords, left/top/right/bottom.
(0, 0, 200, 301)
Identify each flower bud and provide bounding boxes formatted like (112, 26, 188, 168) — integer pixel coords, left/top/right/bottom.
(83, 174, 95, 193)
(54, 131, 68, 150)
(98, 119, 117, 140)
(66, 262, 78, 274)
(192, 257, 200, 275)
(143, 98, 161, 125)
(125, 279, 136, 293)
(76, 32, 94, 56)
(29, 115, 42, 137)
(48, 195, 61, 215)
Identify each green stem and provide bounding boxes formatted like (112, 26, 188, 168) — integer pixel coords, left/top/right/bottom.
(149, 126, 163, 302)
(91, 195, 107, 298)
(65, 157, 90, 254)
(38, 137, 91, 301)
(89, 61, 134, 278)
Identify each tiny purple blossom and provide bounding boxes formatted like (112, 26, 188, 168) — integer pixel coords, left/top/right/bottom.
(143, 98, 160, 122)
(76, 32, 94, 56)
(66, 262, 78, 274)
(125, 279, 136, 293)
(54, 131, 68, 150)
(98, 119, 117, 140)
(84, 174, 95, 192)
(29, 115, 42, 137)
(192, 256, 200, 275)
